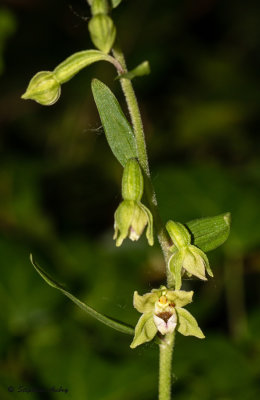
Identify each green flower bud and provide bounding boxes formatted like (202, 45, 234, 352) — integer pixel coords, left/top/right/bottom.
(113, 200, 153, 246)
(21, 71, 60, 106)
(130, 286, 204, 348)
(166, 220, 191, 249)
(166, 220, 213, 289)
(122, 158, 143, 201)
(88, 14, 116, 54)
(91, 0, 109, 16)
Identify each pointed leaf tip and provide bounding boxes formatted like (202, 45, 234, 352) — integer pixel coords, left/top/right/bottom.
(118, 61, 150, 81)
(30, 254, 134, 335)
(186, 212, 231, 252)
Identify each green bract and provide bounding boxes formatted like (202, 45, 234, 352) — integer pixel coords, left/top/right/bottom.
(118, 61, 151, 81)
(186, 212, 231, 252)
(166, 220, 213, 289)
(130, 286, 204, 348)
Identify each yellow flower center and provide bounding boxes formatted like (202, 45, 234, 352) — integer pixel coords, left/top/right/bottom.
(159, 295, 167, 304)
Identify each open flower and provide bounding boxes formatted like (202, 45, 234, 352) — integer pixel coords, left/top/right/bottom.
(130, 286, 204, 348)
(166, 220, 213, 289)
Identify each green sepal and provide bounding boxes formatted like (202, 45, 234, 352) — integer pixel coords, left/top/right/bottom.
(111, 0, 122, 8)
(30, 255, 134, 336)
(167, 251, 183, 290)
(88, 14, 116, 54)
(133, 291, 158, 313)
(175, 307, 205, 339)
(117, 61, 150, 81)
(130, 312, 157, 348)
(141, 204, 154, 246)
(91, 79, 137, 166)
(122, 158, 144, 201)
(166, 290, 193, 308)
(182, 247, 207, 281)
(113, 200, 153, 246)
(185, 212, 231, 252)
(190, 245, 213, 277)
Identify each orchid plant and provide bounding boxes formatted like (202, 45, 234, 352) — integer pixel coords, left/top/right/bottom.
(22, 1, 231, 399)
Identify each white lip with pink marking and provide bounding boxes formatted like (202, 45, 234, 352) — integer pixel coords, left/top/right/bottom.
(153, 295, 177, 335)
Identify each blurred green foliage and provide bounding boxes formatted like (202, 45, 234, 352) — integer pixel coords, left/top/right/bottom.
(0, 0, 259, 399)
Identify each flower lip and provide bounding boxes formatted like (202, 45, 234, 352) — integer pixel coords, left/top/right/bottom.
(156, 311, 173, 323)
(153, 312, 177, 335)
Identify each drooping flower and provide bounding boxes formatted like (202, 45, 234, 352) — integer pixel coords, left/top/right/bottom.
(166, 220, 213, 289)
(113, 158, 153, 246)
(130, 286, 204, 348)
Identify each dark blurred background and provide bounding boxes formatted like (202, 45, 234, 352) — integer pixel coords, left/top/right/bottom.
(0, 0, 260, 399)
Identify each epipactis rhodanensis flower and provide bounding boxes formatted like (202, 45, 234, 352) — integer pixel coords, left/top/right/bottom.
(166, 220, 213, 290)
(113, 158, 153, 246)
(130, 286, 204, 348)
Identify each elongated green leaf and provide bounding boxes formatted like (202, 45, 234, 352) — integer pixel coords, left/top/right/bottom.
(30, 255, 134, 336)
(185, 212, 231, 252)
(91, 79, 137, 166)
(118, 61, 150, 81)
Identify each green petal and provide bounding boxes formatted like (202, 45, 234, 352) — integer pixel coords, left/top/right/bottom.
(141, 204, 154, 246)
(183, 247, 207, 281)
(175, 307, 205, 339)
(133, 291, 158, 313)
(130, 312, 157, 348)
(190, 245, 213, 277)
(167, 290, 193, 308)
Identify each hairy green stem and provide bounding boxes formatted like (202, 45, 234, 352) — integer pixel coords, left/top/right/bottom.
(112, 45, 175, 399)
(112, 46, 171, 261)
(159, 332, 175, 400)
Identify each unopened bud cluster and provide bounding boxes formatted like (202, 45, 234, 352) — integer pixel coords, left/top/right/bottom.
(166, 220, 213, 289)
(113, 158, 153, 246)
(89, 0, 116, 54)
